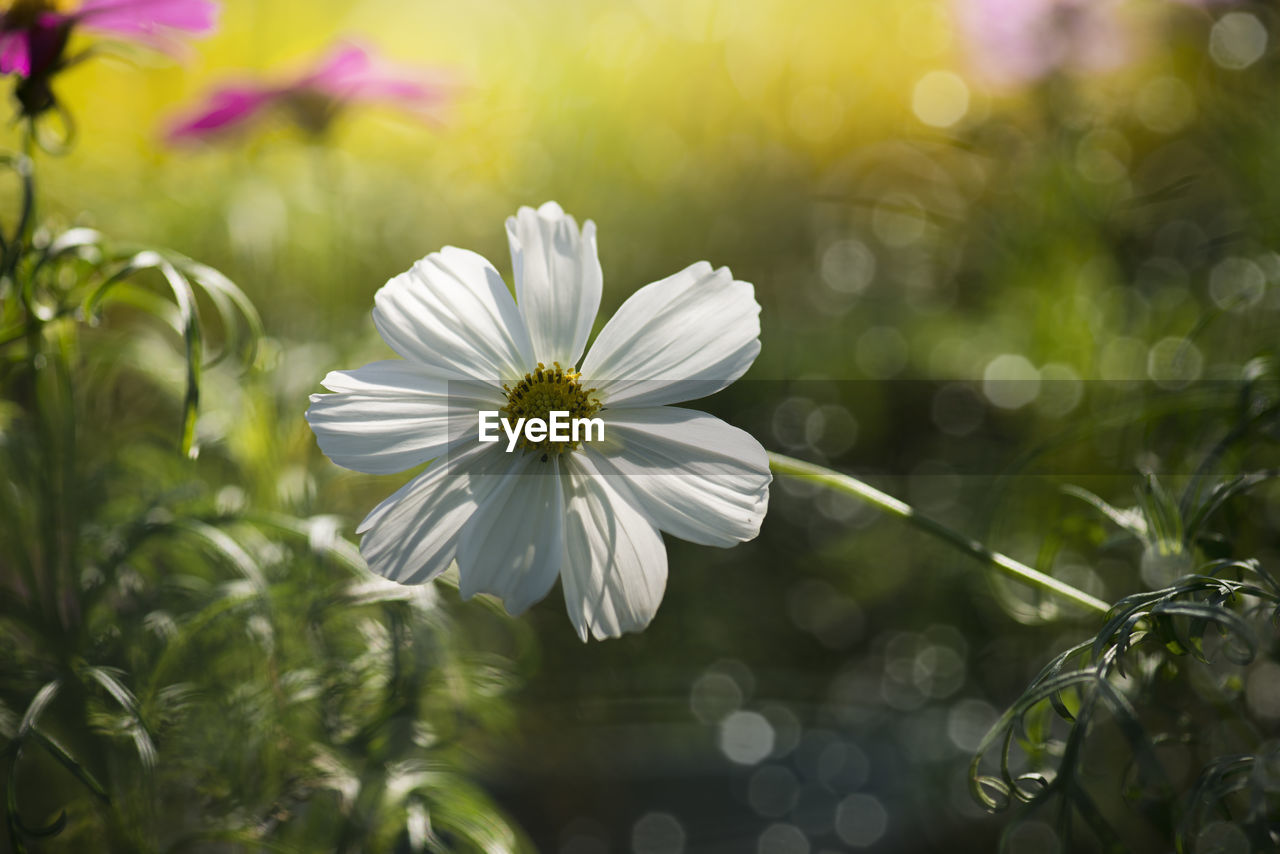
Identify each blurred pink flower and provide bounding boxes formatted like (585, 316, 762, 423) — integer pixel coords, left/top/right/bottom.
(953, 0, 1133, 87)
(166, 43, 453, 142)
(0, 0, 217, 78)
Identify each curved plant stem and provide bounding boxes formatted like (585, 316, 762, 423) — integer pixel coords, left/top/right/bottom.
(768, 452, 1111, 616)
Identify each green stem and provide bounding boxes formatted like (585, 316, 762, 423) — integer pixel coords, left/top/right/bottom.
(768, 452, 1111, 616)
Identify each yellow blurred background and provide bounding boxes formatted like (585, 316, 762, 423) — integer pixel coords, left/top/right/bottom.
(11, 0, 1216, 378)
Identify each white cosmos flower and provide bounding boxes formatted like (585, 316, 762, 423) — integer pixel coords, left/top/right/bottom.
(306, 202, 770, 640)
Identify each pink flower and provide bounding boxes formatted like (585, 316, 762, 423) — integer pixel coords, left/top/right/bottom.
(953, 0, 1132, 88)
(0, 8, 65, 81)
(76, 0, 216, 36)
(166, 42, 454, 142)
(0, 0, 216, 78)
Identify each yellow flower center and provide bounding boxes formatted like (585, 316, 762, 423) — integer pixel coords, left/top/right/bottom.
(501, 362, 601, 457)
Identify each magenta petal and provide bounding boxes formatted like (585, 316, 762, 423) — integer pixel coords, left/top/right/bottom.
(300, 43, 374, 90)
(0, 30, 32, 76)
(347, 77, 437, 103)
(163, 39, 454, 145)
(77, 0, 219, 36)
(304, 42, 451, 112)
(166, 85, 276, 142)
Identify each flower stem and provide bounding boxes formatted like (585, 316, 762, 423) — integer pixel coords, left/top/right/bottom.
(767, 452, 1111, 616)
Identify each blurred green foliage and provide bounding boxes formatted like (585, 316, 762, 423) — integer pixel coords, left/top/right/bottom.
(0, 155, 531, 850)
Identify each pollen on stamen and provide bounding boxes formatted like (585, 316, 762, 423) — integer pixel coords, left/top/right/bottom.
(500, 361, 602, 457)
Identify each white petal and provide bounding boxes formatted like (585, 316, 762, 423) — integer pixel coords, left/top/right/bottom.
(357, 443, 508, 585)
(584, 406, 770, 547)
(457, 454, 565, 615)
(372, 247, 535, 383)
(306, 361, 504, 475)
(560, 454, 667, 641)
(506, 201, 602, 367)
(580, 262, 761, 407)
